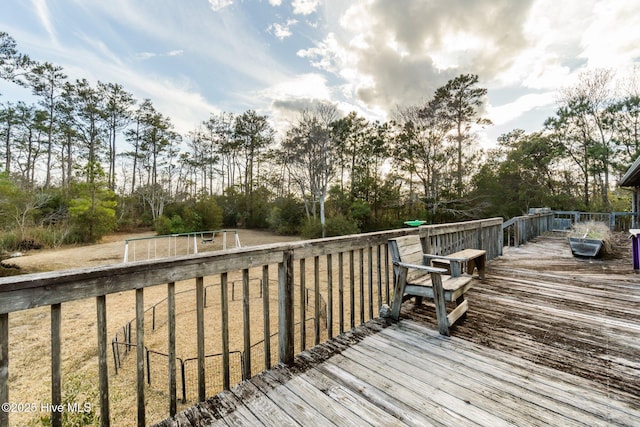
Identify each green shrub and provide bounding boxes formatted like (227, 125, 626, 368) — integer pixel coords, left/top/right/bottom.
(300, 217, 322, 239)
(300, 215, 360, 238)
(195, 196, 223, 230)
(169, 214, 186, 233)
(325, 215, 359, 237)
(154, 216, 172, 235)
(0, 231, 19, 253)
(68, 199, 117, 243)
(267, 196, 305, 235)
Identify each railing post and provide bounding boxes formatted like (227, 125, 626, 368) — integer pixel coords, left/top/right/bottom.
(278, 250, 294, 365)
(51, 303, 62, 427)
(262, 266, 271, 371)
(167, 282, 177, 416)
(96, 295, 110, 427)
(196, 276, 205, 402)
(242, 269, 251, 380)
(0, 313, 8, 427)
(136, 288, 145, 427)
(220, 273, 230, 390)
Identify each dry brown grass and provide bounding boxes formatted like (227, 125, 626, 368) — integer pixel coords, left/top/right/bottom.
(5, 230, 388, 426)
(569, 221, 613, 254)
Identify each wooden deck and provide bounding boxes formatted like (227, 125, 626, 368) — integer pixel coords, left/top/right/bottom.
(156, 235, 640, 426)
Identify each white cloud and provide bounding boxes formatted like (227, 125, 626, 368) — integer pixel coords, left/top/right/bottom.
(134, 49, 184, 60)
(257, 73, 332, 134)
(262, 73, 331, 102)
(268, 20, 298, 40)
(302, 0, 536, 112)
(136, 52, 156, 60)
(208, 0, 235, 11)
(487, 92, 556, 127)
(269, 0, 282, 5)
(292, 0, 319, 15)
(579, 1, 640, 69)
(32, 0, 56, 42)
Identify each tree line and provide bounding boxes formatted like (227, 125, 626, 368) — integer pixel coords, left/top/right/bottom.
(1, 31, 639, 253)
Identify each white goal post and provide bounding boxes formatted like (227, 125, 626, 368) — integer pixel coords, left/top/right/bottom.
(123, 230, 241, 263)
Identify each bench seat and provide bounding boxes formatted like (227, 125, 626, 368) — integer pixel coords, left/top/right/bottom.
(403, 274, 473, 302)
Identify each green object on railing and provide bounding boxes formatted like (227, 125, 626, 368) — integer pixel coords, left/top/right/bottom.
(404, 220, 426, 227)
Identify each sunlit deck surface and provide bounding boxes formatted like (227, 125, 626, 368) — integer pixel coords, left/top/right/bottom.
(157, 235, 640, 426)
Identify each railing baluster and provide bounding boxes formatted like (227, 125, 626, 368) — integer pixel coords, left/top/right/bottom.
(0, 313, 9, 427)
(262, 265, 271, 370)
(349, 250, 355, 330)
(385, 243, 390, 305)
(242, 269, 251, 380)
(338, 252, 344, 334)
(368, 246, 373, 320)
(96, 295, 110, 427)
(327, 253, 333, 339)
(51, 303, 62, 427)
(221, 273, 230, 390)
(299, 258, 306, 351)
(359, 248, 364, 325)
(136, 288, 145, 426)
(376, 245, 382, 313)
(196, 276, 205, 401)
(167, 282, 177, 416)
(314, 256, 320, 346)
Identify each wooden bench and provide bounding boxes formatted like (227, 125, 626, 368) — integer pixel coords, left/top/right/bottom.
(428, 248, 486, 280)
(388, 235, 482, 336)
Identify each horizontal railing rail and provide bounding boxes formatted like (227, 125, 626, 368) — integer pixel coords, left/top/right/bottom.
(0, 217, 502, 427)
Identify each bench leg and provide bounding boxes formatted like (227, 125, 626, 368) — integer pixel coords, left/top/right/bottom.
(467, 257, 486, 280)
(430, 273, 450, 336)
(390, 267, 408, 321)
(477, 256, 486, 280)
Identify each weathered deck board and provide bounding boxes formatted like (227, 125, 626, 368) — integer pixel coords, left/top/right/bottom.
(156, 235, 640, 426)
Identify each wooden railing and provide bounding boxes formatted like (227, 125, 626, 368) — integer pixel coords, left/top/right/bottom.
(0, 217, 502, 427)
(502, 212, 554, 247)
(552, 210, 638, 231)
(502, 210, 640, 248)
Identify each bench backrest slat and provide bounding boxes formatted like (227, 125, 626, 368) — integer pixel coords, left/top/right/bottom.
(389, 236, 427, 282)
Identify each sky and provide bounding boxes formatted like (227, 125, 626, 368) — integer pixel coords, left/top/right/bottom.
(1, 0, 640, 147)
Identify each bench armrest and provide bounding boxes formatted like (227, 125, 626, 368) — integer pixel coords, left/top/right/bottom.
(393, 261, 448, 274)
(423, 253, 468, 262)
